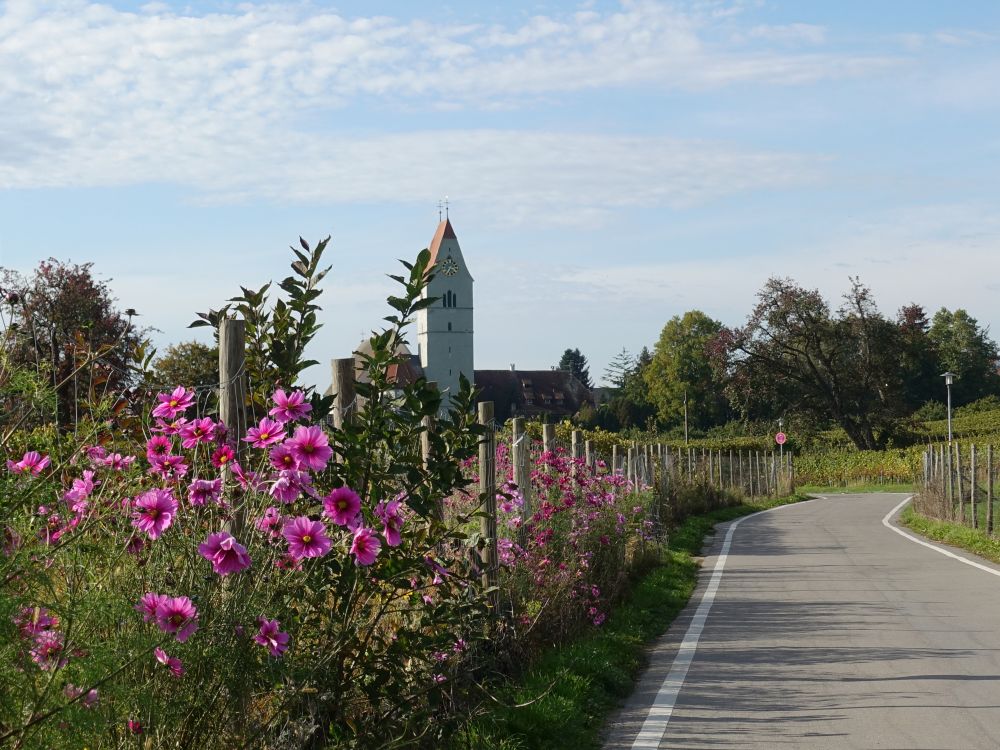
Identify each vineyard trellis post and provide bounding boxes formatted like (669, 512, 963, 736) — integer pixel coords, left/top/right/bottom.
(542, 423, 555, 453)
(511, 417, 532, 526)
(956, 443, 964, 524)
(478, 402, 498, 611)
(971, 443, 978, 529)
(989, 445, 995, 535)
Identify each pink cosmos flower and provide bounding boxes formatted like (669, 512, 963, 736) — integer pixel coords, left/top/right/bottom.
(7, 451, 50, 476)
(152, 417, 188, 435)
(64, 684, 99, 708)
(255, 506, 284, 540)
(154, 596, 199, 642)
(126, 535, 145, 556)
(269, 469, 315, 504)
(268, 389, 312, 424)
(146, 435, 172, 462)
(253, 617, 290, 657)
(135, 592, 169, 623)
(154, 646, 185, 677)
(374, 498, 404, 547)
(232, 462, 264, 492)
(211, 445, 235, 469)
(14, 606, 59, 637)
(63, 470, 98, 515)
(350, 526, 381, 566)
(243, 418, 286, 449)
(128, 719, 143, 735)
(198, 531, 252, 575)
(187, 478, 223, 506)
(286, 426, 332, 472)
(282, 516, 332, 559)
(152, 386, 195, 419)
(131, 489, 178, 540)
(30, 629, 67, 670)
(148, 454, 189, 480)
(268, 443, 300, 471)
(101, 452, 135, 471)
(322, 486, 362, 527)
(180, 417, 217, 449)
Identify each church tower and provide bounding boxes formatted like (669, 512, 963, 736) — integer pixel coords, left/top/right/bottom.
(417, 218, 474, 409)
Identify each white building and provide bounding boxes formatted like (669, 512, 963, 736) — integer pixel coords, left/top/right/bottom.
(416, 218, 474, 409)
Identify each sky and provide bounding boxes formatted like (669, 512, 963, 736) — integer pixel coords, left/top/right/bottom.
(2, 0, 999, 389)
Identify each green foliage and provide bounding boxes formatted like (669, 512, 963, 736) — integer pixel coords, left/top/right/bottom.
(556, 348, 593, 389)
(645, 310, 727, 431)
(191, 237, 333, 418)
(928, 308, 1000, 405)
(900, 505, 1000, 565)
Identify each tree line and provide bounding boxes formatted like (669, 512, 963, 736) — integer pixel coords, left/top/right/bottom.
(564, 277, 999, 451)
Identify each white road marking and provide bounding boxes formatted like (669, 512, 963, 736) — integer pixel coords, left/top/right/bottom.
(630, 498, 821, 750)
(882, 496, 1000, 578)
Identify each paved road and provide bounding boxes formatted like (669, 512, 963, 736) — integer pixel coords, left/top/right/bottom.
(604, 494, 1000, 749)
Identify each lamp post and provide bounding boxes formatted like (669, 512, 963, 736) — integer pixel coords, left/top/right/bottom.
(683, 390, 689, 446)
(777, 417, 784, 463)
(942, 371, 956, 442)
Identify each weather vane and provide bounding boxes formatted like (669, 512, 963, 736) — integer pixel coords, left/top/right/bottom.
(438, 196, 449, 221)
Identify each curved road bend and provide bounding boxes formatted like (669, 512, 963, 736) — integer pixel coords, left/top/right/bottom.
(604, 493, 1000, 750)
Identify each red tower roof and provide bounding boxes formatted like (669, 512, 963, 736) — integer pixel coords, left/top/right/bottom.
(428, 218, 457, 266)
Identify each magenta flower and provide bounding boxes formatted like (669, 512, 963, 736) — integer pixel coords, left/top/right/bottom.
(30, 629, 67, 670)
(286, 425, 333, 472)
(135, 592, 169, 623)
(198, 531, 252, 575)
(14, 606, 59, 637)
(63, 470, 98, 515)
(211, 445, 235, 469)
(7, 451, 50, 476)
(243, 418, 286, 449)
(322, 486, 362, 527)
(375, 498, 405, 547)
(269, 469, 315, 504)
(253, 617, 290, 657)
(152, 417, 188, 436)
(269, 389, 312, 424)
(64, 684, 100, 708)
(151, 386, 195, 419)
(148, 454, 189, 480)
(146, 435, 172, 461)
(154, 596, 199, 642)
(180, 417, 217, 449)
(101, 452, 135, 471)
(188, 478, 222, 506)
(131, 489, 178, 540)
(154, 646, 185, 677)
(282, 516, 331, 559)
(255, 506, 284, 540)
(268, 443, 300, 471)
(350, 526, 382, 566)
(127, 719, 143, 735)
(232, 462, 264, 492)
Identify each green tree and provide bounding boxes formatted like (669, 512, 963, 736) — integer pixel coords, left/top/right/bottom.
(594, 346, 656, 431)
(927, 308, 1000, 405)
(716, 278, 906, 450)
(645, 311, 728, 431)
(1, 259, 142, 427)
(896, 303, 941, 411)
(150, 340, 220, 414)
(557, 347, 593, 388)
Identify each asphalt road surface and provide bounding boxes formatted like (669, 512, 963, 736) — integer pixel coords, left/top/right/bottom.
(604, 493, 1000, 750)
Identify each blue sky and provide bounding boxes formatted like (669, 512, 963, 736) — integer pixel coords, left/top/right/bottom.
(2, 0, 999, 388)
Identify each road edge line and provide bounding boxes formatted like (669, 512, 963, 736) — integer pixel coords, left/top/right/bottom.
(882, 496, 1000, 578)
(628, 497, 820, 750)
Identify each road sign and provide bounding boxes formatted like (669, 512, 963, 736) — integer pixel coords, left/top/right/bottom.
(775, 432, 787, 445)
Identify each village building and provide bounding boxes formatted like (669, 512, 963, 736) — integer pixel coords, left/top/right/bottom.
(333, 217, 593, 420)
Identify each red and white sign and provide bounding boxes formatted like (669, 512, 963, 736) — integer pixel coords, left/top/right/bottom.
(775, 432, 787, 446)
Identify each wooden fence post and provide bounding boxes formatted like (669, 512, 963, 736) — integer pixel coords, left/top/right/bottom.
(512, 417, 532, 525)
(957, 443, 965, 524)
(988, 445, 994, 536)
(478, 402, 498, 609)
(330, 357, 356, 431)
(612, 444, 619, 475)
(971, 444, 979, 529)
(627, 447, 635, 486)
(219, 318, 247, 445)
(584, 439, 593, 470)
(542, 423, 556, 454)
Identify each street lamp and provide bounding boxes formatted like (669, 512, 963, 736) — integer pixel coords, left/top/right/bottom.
(942, 372, 956, 442)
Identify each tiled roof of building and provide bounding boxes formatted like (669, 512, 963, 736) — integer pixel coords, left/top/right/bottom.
(474, 369, 593, 420)
(427, 218, 457, 267)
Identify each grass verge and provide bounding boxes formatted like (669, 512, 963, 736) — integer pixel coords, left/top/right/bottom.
(797, 482, 914, 495)
(899, 504, 1000, 565)
(453, 492, 811, 750)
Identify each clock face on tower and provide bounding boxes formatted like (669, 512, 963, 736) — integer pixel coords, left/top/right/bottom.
(441, 257, 460, 277)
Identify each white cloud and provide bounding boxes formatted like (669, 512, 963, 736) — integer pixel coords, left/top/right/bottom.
(0, 0, 884, 220)
(741, 23, 826, 45)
